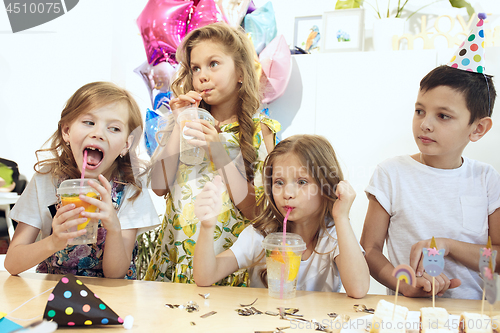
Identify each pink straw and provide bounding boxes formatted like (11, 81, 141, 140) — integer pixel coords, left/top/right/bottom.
(80, 150, 87, 190)
(280, 207, 292, 299)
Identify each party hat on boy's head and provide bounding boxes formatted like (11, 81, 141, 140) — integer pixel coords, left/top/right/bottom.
(43, 274, 133, 329)
(447, 13, 487, 73)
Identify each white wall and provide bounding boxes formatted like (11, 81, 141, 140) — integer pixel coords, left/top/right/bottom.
(0, 0, 151, 177)
(1, 0, 500, 294)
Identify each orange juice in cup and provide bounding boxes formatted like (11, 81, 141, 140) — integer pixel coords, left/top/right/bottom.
(58, 179, 100, 245)
(60, 192, 99, 230)
(262, 233, 306, 299)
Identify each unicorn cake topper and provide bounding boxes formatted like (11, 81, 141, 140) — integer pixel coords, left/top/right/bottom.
(423, 237, 445, 277)
(483, 258, 498, 305)
(480, 236, 497, 275)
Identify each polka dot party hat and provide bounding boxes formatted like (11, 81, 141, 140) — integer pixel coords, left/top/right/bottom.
(448, 13, 487, 73)
(43, 274, 127, 327)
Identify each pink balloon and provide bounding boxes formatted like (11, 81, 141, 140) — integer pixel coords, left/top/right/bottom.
(259, 35, 292, 104)
(187, 0, 226, 33)
(137, 0, 194, 66)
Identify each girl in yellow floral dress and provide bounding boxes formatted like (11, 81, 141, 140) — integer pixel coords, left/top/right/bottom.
(144, 23, 280, 285)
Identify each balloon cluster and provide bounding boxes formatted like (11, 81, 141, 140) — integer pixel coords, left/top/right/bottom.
(136, 0, 292, 156)
(133, 60, 177, 156)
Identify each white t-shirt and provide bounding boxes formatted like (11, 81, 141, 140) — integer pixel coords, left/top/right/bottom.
(230, 225, 342, 292)
(10, 172, 159, 238)
(366, 155, 500, 299)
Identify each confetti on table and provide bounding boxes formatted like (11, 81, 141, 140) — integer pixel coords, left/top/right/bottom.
(239, 298, 258, 307)
(200, 311, 217, 318)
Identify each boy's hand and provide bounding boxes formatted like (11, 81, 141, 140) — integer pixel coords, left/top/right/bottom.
(195, 175, 224, 228)
(431, 272, 461, 296)
(401, 272, 461, 297)
(79, 175, 121, 235)
(331, 180, 356, 221)
(400, 275, 433, 297)
(410, 237, 450, 277)
(407, 238, 460, 297)
(51, 203, 88, 251)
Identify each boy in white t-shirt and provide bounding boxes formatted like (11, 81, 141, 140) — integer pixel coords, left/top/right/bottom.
(360, 14, 500, 299)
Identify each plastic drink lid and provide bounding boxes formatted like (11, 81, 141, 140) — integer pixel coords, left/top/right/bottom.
(176, 108, 214, 124)
(262, 232, 306, 251)
(57, 179, 100, 194)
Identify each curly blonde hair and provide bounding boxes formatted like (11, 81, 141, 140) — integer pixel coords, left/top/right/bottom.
(35, 81, 144, 199)
(171, 22, 261, 183)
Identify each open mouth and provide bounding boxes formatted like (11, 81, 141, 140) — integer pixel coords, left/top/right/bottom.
(84, 147, 104, 169)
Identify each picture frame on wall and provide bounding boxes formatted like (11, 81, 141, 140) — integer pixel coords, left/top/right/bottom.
(293, 15, 322, 54)
(321, 9, 364, 52)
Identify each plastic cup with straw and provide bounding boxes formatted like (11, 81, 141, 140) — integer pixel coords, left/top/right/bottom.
(262, 209, 305, 300)
(57, 150, 100, 245)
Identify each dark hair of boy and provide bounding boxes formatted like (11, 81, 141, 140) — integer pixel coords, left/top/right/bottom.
(420, 65, 497, 124)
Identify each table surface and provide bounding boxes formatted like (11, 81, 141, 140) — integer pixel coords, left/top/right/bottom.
(1, 271, 497, 332)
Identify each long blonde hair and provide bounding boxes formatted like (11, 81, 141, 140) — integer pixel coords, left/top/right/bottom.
(252, 134, 344, 286)
(171, 22, 261, 183)
(35, 81, 144, 199)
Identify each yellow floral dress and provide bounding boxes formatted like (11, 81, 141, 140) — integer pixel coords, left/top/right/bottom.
(145, 113, 280, 285)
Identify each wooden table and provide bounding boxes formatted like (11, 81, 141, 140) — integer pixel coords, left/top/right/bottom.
(1, 271, 496, 332)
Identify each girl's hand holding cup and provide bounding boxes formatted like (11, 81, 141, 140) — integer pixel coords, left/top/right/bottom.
(176, 105, 216, 165)
(183, 119, 220, 154)
(194, 176, 224, 228)
(79, 174, 121, 235)
(51, 204, 89, 250)
(57, 178, 102, 246)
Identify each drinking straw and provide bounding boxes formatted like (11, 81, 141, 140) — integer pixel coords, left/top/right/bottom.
(280, 207, 292, 299)
(80, 150, 87, 190)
